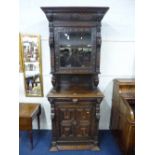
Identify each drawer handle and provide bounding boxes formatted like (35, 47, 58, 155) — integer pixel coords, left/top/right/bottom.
(72, 98, 78, 103)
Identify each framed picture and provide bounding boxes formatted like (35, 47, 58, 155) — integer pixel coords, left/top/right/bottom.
(20, 33, 44, 97)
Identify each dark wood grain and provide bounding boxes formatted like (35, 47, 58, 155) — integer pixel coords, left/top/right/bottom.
(47, 86, 104, 98)
(41, 7, 108, 151)
(41, 7, 109, 90)
(48, 91, 103, 151)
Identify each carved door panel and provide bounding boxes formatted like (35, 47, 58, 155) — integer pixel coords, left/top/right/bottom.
(56, 102, 95, 140)
(58, 107, 75, 138)
(75, 106, 93, 138)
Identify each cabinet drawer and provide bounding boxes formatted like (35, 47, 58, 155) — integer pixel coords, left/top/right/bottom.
(54, 98, 96, 104)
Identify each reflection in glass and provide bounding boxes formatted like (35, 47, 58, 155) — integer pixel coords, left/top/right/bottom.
(25, 74, 41, 95)
(60, 47, 92, 67)
(24, 62, 39, 71)
(59, 32, 91, 45)
(23, 38, 39, 62)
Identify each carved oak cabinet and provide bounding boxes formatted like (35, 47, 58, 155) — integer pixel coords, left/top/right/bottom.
(41, 7, 109, 151)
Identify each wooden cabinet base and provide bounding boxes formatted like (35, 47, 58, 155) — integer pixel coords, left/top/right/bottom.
(50, 144, 100, 151)
(47, 87, 103, 151)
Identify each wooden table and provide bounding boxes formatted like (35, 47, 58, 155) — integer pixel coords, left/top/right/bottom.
(19, 103, 41, 149)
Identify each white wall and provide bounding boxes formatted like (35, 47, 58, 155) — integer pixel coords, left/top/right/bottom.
(19, 0, 135, 129)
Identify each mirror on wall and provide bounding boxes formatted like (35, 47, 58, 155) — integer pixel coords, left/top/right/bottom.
(19, 34, 23, 73)
(20, 34, 44, 97)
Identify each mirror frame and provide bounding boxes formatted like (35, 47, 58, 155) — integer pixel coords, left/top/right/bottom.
(19, 34, 23, 72)
(20, 33, 44, 97)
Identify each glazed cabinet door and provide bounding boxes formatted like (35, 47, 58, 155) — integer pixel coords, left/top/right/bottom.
(55, 102, 96, 141)
(54, 27, 97, 73)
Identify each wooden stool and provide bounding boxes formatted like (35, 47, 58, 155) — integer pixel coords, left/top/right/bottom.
(19, 103, 41, 149)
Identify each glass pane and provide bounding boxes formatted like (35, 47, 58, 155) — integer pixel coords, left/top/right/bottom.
(59, 47, 92, 67)
(59, 32, 91, 45)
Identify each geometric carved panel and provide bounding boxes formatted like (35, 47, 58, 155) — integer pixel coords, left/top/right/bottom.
(57, 104, 94, 139)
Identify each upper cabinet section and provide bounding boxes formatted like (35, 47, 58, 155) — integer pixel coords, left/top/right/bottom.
(41, 7, 109, 74)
